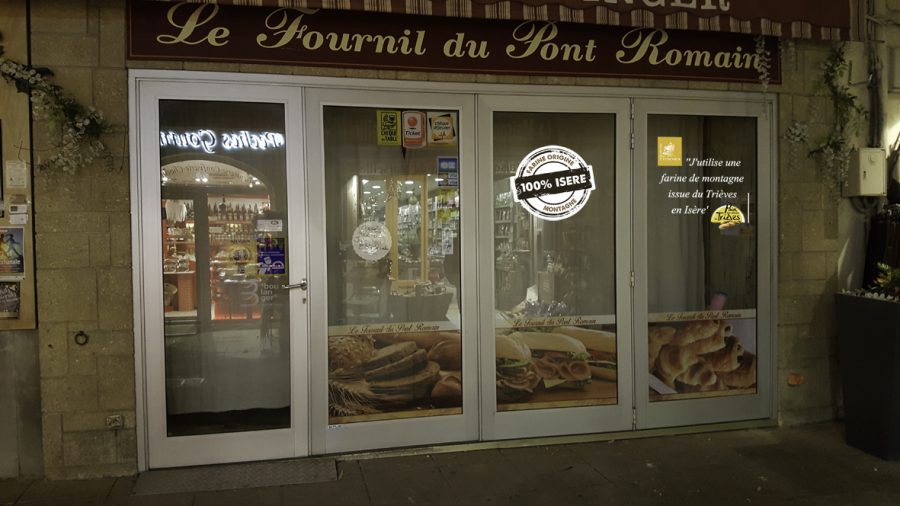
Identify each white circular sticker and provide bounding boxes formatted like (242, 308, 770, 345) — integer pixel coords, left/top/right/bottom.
(352, 221, 392, 261)
(510, 145, 596, 221)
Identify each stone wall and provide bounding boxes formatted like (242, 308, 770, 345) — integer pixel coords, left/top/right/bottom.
(0, 331, 42, 478)
(26, 0, 867, 478)
(31, 0, 134, 479)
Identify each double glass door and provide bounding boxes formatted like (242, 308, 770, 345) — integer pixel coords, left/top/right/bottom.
(136, 78, 771, 469)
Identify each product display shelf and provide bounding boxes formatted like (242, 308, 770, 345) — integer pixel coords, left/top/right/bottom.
(163, 220, 197, 313)
(427, 191, 460, 260)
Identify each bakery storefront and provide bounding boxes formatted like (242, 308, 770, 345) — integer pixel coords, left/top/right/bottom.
(129, 0, 850, 468)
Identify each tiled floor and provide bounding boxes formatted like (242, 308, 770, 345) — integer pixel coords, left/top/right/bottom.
(3, 423, 900, 505)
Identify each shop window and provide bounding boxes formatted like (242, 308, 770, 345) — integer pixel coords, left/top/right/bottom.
(646, 115, 758, 401)
(492, 112, 618, 411)
(323, 106, 463, 423)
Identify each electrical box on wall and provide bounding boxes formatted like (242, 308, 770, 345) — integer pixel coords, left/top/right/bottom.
(844, 148, 887, 198)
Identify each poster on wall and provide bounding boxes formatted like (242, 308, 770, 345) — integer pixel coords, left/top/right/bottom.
(0, 282, 20, 319)
(0, 227, 25, 279)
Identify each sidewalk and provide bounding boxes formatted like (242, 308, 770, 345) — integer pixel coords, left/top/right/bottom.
(2, 423, 899, 505)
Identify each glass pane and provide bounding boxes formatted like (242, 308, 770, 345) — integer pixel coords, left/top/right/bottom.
(493, 112, 617, 411)
(159, 100, 291, 436)
(324, 107, 462, 423)
(646, 115, 758, 402)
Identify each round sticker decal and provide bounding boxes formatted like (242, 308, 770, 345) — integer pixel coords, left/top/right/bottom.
(352, 221, 392, 261)
(710, 204, 746, 230)
(510, 145, 596, 221)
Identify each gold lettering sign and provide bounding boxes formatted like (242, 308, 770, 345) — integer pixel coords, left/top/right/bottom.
(130, 1, 780, 84)
(156, 3, 230, 47)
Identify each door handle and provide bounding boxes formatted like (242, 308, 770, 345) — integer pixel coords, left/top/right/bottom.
(282, 278, 308, 291)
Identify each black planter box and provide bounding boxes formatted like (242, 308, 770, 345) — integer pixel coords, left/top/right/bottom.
(835, 292, 900, 460)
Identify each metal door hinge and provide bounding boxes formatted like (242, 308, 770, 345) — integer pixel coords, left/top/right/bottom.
(632, 407, 637, 429)
(630, 131, 635, 150)
(630, 271, 635, 288)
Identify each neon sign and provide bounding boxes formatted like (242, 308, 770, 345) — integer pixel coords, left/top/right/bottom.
(159, 129, 285, 154)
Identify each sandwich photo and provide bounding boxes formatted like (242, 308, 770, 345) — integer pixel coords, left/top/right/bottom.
(510, 331, 592, 390)
(555, 326, 617, 382)
(495, 333, 540, 403)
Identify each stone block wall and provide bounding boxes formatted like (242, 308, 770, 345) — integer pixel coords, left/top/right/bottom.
(31, 0, 135, 479)
(0, 331, 42, 478)
(26, 0, 865, 478)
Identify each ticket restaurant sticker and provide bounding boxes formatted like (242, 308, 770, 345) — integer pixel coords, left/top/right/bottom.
(511, 145, 595, 221)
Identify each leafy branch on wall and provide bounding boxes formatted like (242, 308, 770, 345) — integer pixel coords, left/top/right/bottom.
(0, 32, 111, 174)
(809, 43, 867, 191)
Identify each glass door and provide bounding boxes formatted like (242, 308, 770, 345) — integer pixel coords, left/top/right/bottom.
(138, 81, 308, 467)
(305, 89, 478, 453)
(477, 95, 633, 439)
(633, 99, 774, 428)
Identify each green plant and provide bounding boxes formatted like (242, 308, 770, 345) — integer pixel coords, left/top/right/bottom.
(809, 44, 867, 191)
(0, 32, 111, 174)
(873, 263, 900, 298)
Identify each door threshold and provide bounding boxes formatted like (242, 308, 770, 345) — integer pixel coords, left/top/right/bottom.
(135, 457, 338, 495)
(334, 418, 778, 462)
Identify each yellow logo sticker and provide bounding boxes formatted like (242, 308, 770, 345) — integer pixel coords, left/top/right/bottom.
(376, 110, 402, 146)
(657, 137, 682, 166)
(711, 204, 746, 229)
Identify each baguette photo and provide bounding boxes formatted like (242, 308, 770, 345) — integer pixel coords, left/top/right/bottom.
(555, 326, 618, 382)
(511, 331, 592, 390)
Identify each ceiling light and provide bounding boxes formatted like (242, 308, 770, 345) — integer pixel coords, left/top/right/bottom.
(405, 180, 414, 184)
(372, 185, 381, 189)
(405, 190, 413, 194)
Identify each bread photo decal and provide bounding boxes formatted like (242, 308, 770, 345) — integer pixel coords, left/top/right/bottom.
(649, 320, 757, 395)
(511, 331, 592, 390)
(555, 326, 617, 382)
(495, 334, 541, 403)
(327, 331, 462, 418)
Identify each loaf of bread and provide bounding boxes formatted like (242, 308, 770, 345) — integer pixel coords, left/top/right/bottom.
(718, 353, 757, 388)
(655, 344, 699, 388)
(648, 326, 676, 370)
(701, 336, 744, 372)
(677, 360, 717, 387)
(427, 340, 462, 370)
(673, 320, 721, 346)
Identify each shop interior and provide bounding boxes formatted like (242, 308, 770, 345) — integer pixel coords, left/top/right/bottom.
(159, 100, 292, 436)
(324, 107, 462, 328)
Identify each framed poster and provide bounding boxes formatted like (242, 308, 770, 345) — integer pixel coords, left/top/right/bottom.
(0, 227, 25, 279)
(0, 281, 19, 318)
